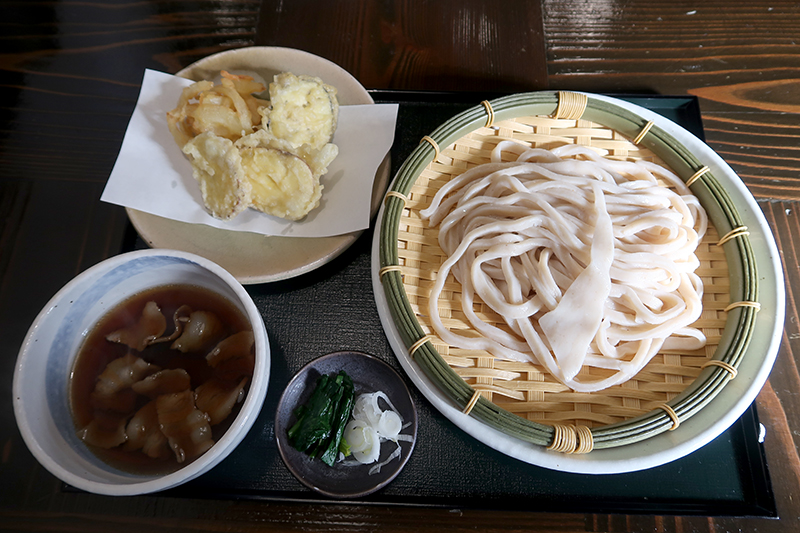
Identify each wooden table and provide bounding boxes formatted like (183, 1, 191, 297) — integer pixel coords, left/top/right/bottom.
(1, 1, 798, 531)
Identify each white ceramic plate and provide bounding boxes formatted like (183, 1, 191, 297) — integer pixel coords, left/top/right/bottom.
(371, 93, 784, 474)
(127, 47, 390, 284)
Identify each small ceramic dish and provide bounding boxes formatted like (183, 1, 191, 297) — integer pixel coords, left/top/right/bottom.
(275, 351, 417, 499)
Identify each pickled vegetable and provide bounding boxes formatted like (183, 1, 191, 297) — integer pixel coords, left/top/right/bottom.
(288, 371, 354, 466)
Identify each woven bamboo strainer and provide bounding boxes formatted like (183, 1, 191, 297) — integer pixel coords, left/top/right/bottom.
(378, 91, 759, 453)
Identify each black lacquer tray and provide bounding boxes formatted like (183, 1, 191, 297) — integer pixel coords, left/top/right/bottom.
(110, 91, 776, 517)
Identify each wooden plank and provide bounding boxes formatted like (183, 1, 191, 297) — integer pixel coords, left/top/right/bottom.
(543, 0, 800, 201)
(255, 0, 549, 92)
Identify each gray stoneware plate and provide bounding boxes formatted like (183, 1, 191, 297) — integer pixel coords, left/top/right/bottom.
(275, 351, 417, 499)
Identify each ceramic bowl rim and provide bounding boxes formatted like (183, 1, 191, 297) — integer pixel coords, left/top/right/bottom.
(12, 249, 270, 495)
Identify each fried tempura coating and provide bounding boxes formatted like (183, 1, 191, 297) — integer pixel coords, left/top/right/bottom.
(236, 128, 339, 181)
(259, 72, 339, 151)
(182, 132, 252, 220)
(167, 70, 340, 221)
(167, 71, 268, 148)
(239, 146, 320, 221)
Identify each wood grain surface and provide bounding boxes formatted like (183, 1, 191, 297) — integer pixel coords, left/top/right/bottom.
(255, 0, 548, 92)
(1, 1, 799, 532)
(544, 0, 800, 201)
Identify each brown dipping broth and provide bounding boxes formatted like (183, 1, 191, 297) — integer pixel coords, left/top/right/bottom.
(69, 283, 253, 475)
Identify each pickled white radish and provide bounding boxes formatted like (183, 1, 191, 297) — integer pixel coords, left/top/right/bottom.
(352, 394, 382, 427)
(340, 391, 411, 470)
(344, 420, 370, 453)
(368, 443, 402, 475)
(344, 421, 380, 464)
(376, 410, 402, 440)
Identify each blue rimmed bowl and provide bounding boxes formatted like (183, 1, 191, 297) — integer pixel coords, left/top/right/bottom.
(12, 249, 270, 495)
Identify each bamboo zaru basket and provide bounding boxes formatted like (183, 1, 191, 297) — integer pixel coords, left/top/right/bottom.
(378, 91, 759, 453)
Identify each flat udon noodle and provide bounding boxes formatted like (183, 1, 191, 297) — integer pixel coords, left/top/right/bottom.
(420, 141, 708, 393)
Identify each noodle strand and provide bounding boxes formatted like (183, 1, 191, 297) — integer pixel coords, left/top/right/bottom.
(421, 144, 708, 392)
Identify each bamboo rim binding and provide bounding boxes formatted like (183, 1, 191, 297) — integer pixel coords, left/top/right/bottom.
(481, 100, 495, 127)
(463, 390, 482, 415)
(724, 301, 761, 312)
(656, 404, 680, 431)
(702, 360, 738, 379)
(633, 120, 655, 145)
(553, 91, 588, 120)
(409, 335, 434, 359)
(420, 135, 440, 161)
(717, 226, 750, 246)
(547, 424, 594, 454)
(384, 190, 409, 207)
(686, 166, 711, 187)
(379, 264, 403, 279)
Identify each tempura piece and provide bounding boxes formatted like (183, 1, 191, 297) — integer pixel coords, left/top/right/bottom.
(182, 132, 252, 220)
(238, 146, 321, 220)
(167, 71, 267, 148)
(167, 80, 214, 147)
(237, 128, 338, 181)
(167, 70, 340, 222)
(156, 390, 214, 463)
(105, 301, 166, 351)
(219, 71, 269, 113)
(259, 72, 338, 151)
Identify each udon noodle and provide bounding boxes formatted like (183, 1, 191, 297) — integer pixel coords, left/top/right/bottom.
(420, 142, 708, 393)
